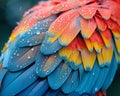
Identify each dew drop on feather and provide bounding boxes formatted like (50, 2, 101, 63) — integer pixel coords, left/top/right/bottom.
(27, 56, 31, 59)
(16, 53, 19, 56)
(31, 48, 34, 51)
(36, 31, 41, 35)
(95, 87, 98, 91)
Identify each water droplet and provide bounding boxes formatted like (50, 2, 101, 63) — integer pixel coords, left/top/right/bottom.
(22, 39, 25, 42)
(27, 31, 30, 34)
(16, 53, 19, 56)
(16, 65, 19, 68)
(35, 27, 38, 29)
(29, 43, 32, 46)
(36, 31, 40, 35)
(27, 40, 30, 43)
(31, 48, 34, 51)
(95, 87, 98, 91)
(36, 70, 39, 74)
(20, 65, 23, 68)
(46, 70, 49, 74)
(27, 56, 31, 59)
(13, 52, 16, 55)
(35, 41, 38, 44)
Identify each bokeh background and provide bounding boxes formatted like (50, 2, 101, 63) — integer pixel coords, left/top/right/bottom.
(0, 0, 120, 96)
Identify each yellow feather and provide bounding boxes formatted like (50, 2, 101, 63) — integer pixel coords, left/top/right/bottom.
(66, 50, 82, 66)
(59, 47, 73, 59)
(81, 49, 96, 70)
(84, 39, 93, 52)
(102, 46, 113, 65)
(100, 33, 111, 48)
(93, 42, 102, 53)
(114, 38, 120, 53)
(97, 52, 104, 66)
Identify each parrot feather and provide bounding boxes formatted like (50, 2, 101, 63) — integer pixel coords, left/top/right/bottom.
(84, 61, 100, 94)
(84, 39, 93, 52)
(0, 68, 7, 86)
(102, 55, 118, 91)
(48, 63, 72, 90)
(80, 17, 97, 38)
(0, 0, 120, 95)
(0, 65, 38, 96)
(81, 49, 96, 71)
(36, 52, 62, 77)
(98, 8, 111, 20)
(18, 80, 40, 96)
(61, 70, 79, 94)
(90, 31, 104, 53)
(47, 9, 79, 39)
(76, 61, 99, 95)
(92, 66, 109, 94)
(100, 29, 112, 48)
(59, 16, 81, 46)
(7, 45, 40, 71)
(40, 37, 62, 54)
(28, 80, 49, 96)
(95, 16, 107, 31)
(44, 89, 60, 96)
(66, 51, 82, 70)
(78, 3, 98, 19)
(1, 69, 24, 90)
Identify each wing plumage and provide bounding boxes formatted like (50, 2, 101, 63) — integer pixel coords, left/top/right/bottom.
(0, 0, 120, 96)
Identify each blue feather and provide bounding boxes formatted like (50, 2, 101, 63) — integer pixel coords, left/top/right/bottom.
(91, 65, 109, 94)
(76, 61, 99, 95)
(1, 68, 24, 90)
(2, 40, 17, 68)
(7, 45, 40, 71)
(102, 54, 118, 91)
(17, 80, 40, 96)
(28, 80, 49, 96)
(61, 70, 79, 94)
(78, 64, 84, 82)
(0, 65, 38, 96)
(67, 92, 81, 96)
(0, 53, 4, 64)
(36, 52, 62, 77)
(44, 89, 60, 96)
(41, 36, 62, 55)
(66, 62, 80, 70)
(2, 49, 10, 68)
(56, 91, 65, 96)
(83, 61, 100, 94)
(48, 63, 72, 90)
(0, 68, 7, 85)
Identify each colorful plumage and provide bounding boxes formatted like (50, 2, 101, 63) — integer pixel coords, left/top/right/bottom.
(0, 0, 120, 95)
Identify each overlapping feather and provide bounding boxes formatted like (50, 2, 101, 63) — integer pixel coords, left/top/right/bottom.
(0, 0, 120, 96)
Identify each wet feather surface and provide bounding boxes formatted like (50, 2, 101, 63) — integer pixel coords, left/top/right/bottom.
(0, 0, 120, 96)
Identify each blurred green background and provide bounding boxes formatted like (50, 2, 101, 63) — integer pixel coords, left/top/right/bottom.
(0, 0, 120, 96)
